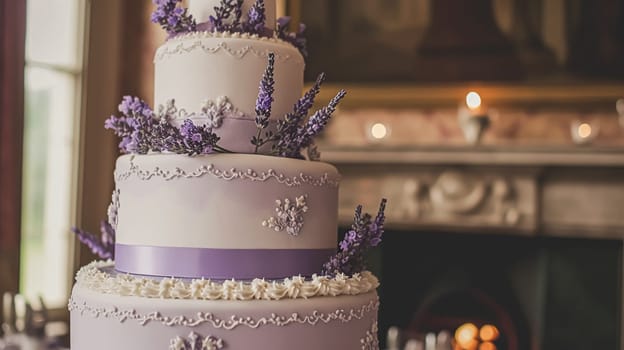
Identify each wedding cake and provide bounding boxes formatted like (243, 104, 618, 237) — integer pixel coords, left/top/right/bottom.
(69, 1, 386, 349)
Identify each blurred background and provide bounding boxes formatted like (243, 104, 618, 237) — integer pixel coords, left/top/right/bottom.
(0, 0, 623, 349)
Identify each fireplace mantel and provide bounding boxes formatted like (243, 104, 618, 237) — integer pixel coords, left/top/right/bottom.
(321, 147, 624, 240)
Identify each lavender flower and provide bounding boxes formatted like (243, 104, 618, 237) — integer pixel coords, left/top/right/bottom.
(276, 17, 308, 58)
(151, 0, 197, 36)
(243, 0, 266, 33)
(252, 53, 276, 152)
(209, 0, 244, 32)
(71, 221, 116, 260)
(293, 89, 346, 154)
(105, 96, 231, 156)
(255, 53, 275, 129)
(322, 199, 387, 276)
(273, 73, 326, 157)
(105, 96, 155, 154)
(176, 119, 222, 156)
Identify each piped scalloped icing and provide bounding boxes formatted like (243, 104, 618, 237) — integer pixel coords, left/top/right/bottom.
(75, 261, 379, 301)
(155, 34, 301, 63)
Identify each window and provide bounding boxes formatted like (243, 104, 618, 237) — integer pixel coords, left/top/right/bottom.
(20, 0, 86, 308)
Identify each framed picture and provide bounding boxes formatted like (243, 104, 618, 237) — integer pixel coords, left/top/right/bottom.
(288, 0, 624, 83)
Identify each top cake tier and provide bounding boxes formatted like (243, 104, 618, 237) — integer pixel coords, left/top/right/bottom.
(188, 0, 277, 30)
(153, 0, 304, 154)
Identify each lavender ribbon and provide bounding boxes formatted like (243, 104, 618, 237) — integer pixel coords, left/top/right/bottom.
(115, 244, 335, 280)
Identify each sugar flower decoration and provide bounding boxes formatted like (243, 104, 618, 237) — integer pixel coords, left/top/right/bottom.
(71, 221, 116, 260)
(262, 195, 309, 236)
(322, 199, 388, 276)
(151, 0, 197, 36)
(169, 332, 224, 350)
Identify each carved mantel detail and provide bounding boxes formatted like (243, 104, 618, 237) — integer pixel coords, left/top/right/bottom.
(328, 148, 624, 238)
(338, 168, 534, 233)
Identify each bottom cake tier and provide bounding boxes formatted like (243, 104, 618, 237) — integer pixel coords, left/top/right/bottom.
(69, 263, 380, 350)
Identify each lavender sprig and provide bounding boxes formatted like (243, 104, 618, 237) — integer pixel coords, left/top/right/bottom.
(151, 0, 197, 36)
(252, 53, 276, 152)
(105, 96, 231, 155)
(105, 96, 155, 154)
(243, 0, 266, 33)
(273, 73, 326, 157)
(322, 199, 388, 276)
(292, 89, 346, 155)
(276, 17, 308, 58)
(210, 0, 244, 32)
(71, 221, 116, 260)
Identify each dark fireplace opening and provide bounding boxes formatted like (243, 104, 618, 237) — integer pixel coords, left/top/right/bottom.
(369, 230, 622, 350)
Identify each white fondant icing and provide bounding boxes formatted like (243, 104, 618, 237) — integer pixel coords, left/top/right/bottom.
(114, 154, 339, 250)
(154, 35, 304, 153)
(75, 261, 379, 301)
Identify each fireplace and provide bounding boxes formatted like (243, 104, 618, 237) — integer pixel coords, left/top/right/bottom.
(375, 231, 621, 350)
(324, 147, 624, 350)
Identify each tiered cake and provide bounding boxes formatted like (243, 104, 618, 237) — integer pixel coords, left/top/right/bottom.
(69, 1, 386, 349)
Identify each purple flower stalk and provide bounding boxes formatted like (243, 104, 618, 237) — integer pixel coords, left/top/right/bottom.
(105, 96, 155, 154)
(209, 0, 244, 32)
(71, 221, 116, 260)
(293, 89, 346, 154)
(255, 53, 275, 129)
(151, 0, 197, 36)
(252, 53, 276, 153)
(276, 17, 308, 58)
(274, 73, 326, 157)
(105, 96, 229, 156)
(178, 119, 221, 155)
(243, 0, 266, 33)
(322, 199, 387, 276)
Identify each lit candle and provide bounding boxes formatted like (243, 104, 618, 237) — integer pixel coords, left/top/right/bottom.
(570, 120, 598, 145)
(458, 91, 491, 145)
(466, 91, 484, 115)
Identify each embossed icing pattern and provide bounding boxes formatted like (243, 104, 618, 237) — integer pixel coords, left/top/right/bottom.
(115, 156, 340, 188)
(68, 297, 380, 329)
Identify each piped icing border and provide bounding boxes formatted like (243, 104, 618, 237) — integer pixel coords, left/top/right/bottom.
(155, 32, 301, 62)
(76, 261, 379, 301)
(114, 156, 341, 188)
(68, 294, 380, 329)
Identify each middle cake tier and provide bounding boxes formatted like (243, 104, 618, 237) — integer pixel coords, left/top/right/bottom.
(112, 153, 340, 280)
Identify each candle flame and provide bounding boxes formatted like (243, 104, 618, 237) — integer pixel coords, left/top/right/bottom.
(466, 92, 482, 110)
(578, 123, 592, 138)
(370, 123, 388, 139)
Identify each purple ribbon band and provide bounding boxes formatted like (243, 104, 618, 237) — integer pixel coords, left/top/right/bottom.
(115, 244, 335, 280)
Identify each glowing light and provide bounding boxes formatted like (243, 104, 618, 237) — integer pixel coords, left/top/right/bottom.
(370, 123, 388, 139)
(455, 323, 479, 348)
(478, 341, 497, 350)
(577, 123, 592, 139)
(479, 325, 500, 342)
(466, 92, 482, 110)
